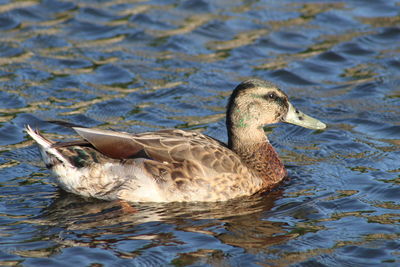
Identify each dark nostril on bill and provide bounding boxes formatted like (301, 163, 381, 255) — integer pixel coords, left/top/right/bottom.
(298, 116, 303, 121)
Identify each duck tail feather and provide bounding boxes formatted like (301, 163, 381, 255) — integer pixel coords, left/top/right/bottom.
(25, 125, 73, 168)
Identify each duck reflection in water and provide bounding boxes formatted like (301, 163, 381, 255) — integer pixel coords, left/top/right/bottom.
(39, 187, 292, 259)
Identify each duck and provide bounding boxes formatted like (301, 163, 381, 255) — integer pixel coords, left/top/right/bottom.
(26, 79, 326, 202)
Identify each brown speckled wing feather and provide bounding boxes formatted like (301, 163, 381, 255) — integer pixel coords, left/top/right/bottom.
(73, 127, 144, 159)
(73, 128, 248, 183)
(71, 127, 262, 201)
(74, 127, 227, 162)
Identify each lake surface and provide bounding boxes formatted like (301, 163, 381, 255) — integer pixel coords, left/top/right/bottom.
(0, 0, 399, 266)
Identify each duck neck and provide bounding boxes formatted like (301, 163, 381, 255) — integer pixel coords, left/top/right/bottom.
(227, 124, 266, 150)
(227, 125, 287, 185)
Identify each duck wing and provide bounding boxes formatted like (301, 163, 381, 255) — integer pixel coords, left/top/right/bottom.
(73, 127, 226, 160)
(73, 127, 255, 200)
(73, 127, 144, 159)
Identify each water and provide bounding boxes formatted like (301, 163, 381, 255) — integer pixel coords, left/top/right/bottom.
(0, 0, 399, 266)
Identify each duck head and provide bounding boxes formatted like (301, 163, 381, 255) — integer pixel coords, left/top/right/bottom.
(226, 79, 326, 148)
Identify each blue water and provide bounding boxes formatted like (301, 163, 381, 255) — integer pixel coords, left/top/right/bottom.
(0, 0, 399, 266)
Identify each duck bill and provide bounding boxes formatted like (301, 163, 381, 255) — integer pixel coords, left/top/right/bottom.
(282, 102, 326, 130)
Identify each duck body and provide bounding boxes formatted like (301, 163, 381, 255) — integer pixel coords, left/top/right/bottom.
(26, 127, 285, 202)
(26, 79, 325, 202)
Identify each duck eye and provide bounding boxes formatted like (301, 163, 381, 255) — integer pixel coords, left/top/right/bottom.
(265, 92, 277, 100)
